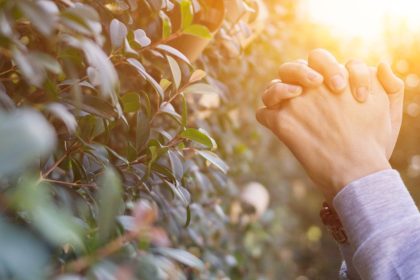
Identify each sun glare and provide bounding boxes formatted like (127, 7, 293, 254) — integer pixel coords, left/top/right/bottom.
(303, 0, 420, 41)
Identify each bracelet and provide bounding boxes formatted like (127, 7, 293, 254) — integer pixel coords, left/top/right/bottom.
(320, 202, 349, 244)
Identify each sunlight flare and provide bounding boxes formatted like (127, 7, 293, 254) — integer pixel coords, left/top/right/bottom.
(304, 0, 420, 40)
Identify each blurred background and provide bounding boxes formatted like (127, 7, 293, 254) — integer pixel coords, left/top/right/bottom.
(217, 0, 420, 278)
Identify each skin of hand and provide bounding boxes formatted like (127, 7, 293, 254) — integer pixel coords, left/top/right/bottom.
(256, 69, 393, 202)
(262, 49, 405, 160)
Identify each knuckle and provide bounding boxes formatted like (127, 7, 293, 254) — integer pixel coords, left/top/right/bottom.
(279, 62, 307, 77)
(347, 62, 370, 81)
(309, 48, 332, 63)
(262, 84, 285, 105)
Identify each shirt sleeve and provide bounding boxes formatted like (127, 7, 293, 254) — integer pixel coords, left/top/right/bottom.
(338, 243, 361, 280)
(333, 169, 420, 280)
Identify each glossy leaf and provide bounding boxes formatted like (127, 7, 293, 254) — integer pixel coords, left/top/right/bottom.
(180, 0, 193, 29)
(127, 58, 164, 100)
(155, 247, 204, 270)
(18, 0, 56, 35)
(97, 167, 123, 243)
(184, 24, 212, 39)
(121, 92, 140, 113)
(180, 128, 216, 149)
(167, 55, 182, 89)
(197, 150, 229, 174)
(110, 19, 127, 48)
(183, 83, 220, 95)
(160, 11, 172, 38)
(0, 82, 14, 110)
(189, 69, 207, 84)
(0, 110, 56, 176)
(156, 44, 191, 65)
(45, 103, 77, 133)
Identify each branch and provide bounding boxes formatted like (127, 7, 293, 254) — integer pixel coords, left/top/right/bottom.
(65, 230, 141, 273)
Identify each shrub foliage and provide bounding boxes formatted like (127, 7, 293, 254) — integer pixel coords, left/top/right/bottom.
(0, 0, 282, 279)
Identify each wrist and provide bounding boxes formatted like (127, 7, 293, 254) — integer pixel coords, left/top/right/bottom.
(329, 156, 391, 200)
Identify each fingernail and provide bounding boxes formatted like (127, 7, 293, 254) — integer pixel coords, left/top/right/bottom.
(287, 85, 301, 94)
(330, 74, 346, 91)
(307, 70, 322, 82)
(356, 86, 368, 100)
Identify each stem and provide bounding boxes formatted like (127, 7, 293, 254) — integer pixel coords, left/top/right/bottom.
(0, 67, 15, 77)
(65, 230, 140, 273)
(39, 144, 81, 182)
(42, 179, 96, 189)
(41, 153, 68, 179)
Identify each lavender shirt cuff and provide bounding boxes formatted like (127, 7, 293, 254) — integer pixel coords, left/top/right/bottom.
(333, 169, 418, 248)
(333, 169, 420, 279)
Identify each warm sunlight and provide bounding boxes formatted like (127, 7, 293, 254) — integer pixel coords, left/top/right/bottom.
(304, 0, 420, 41)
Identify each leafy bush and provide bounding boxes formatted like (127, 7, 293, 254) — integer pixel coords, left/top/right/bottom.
(0, 0, 276, 279)
(0, 0, 345, 279)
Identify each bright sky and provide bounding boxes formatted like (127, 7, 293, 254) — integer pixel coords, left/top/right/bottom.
(304, 0, 420, 40)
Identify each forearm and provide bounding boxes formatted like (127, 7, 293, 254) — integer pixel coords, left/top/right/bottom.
(333, 169, 420, 279)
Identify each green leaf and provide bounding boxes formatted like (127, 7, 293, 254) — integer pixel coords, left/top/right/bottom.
(166, 181, 190, 207)
(12, 48, 45, 87)
(197, 150, 229, 174)
(61, 4, 101, 36)
(63, 38, 119, 104)
(133, 29, 151, 47)
(180, 93, 188, 127)
(184, 24, 212, 39)
(136, 111, 150, 151)
(160, 78, 172, 91)
(32, 52, 62, 75)
(168, 150, 184, 180)
(160, 102, 182, 123)
(110, 19, 128, 49)
(121, 91, 140, 113)
(156, 44, 191, 65)
(180, 128, 216, 149)
(154, 247, 204, 270)
(189, 69, 207, 83)
(61, 93, 117, 119)
(105, 146, 129, 165)
(9, 177, 84, 249)
(127, 58, 164, 100)
(0, 82, 15, 110)
(0, 110, 56, 176)
(45, 103, 77, 133)
(33, 204, 84, 249)
(97, 167, 123, 243)
(160, 11, 172, 39)
(183, 83, 219, 95)
(166, 55, 181, 89)
(0, 218, 50, 280)
(18, 0, 56, 36)
(135, 254, 160, 279)
(180, 0, 193, 29)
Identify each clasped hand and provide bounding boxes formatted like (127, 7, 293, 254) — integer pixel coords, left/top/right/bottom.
(256, 49, 404, 201)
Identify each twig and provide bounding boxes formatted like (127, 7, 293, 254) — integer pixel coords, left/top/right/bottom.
(65, 230, 140, 272)
(42, 179, 96, 189)
(0, 67, 15, 77)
